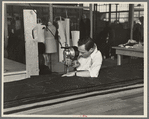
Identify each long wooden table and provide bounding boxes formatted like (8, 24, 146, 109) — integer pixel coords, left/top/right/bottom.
(112, 47, 144, 65)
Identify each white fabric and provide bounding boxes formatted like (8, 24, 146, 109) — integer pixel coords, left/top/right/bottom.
(71, 31, 80, 46)
(37, 24, 45, 43)
(44, 24, 57, 53)
(57, 20, 66, 62)
(65, 18, 70, 46)
(77, 47, 102, 77)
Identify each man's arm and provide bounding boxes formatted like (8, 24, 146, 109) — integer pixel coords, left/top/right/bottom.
(76, 70, 90, 77)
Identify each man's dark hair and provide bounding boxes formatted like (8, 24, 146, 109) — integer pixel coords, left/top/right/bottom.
(78, 37, 95, 51)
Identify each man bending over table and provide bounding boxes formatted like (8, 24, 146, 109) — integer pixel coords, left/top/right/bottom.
(62, 37, 102, 77)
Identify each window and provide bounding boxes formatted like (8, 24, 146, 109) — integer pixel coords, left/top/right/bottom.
(97, 4, 144, 23)
(98, 4, 109, 12)
(118, 4, 129, 11)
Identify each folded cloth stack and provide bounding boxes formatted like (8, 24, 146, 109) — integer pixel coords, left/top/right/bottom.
(118, 39, 143, 49)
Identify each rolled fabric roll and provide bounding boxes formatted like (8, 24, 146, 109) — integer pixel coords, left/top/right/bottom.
(71, 31, 80, 46)
(57, 20, 66, 62)
(65, 18, 70, 46)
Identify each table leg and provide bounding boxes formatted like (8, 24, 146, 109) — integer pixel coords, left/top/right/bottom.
(117, 54, 122, 65)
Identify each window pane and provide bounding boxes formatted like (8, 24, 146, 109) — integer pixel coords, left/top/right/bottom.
(118, 4, 129, 11)
(134, 11, 139, 17)
(120, 12, 129, 18)
(83, 3, 89, 7)
(140, 11, 144, 17)
(98, 4, 109, 12)
(98, 4, 129, 12)
(119, 12, 129, 22)
(104, 13, 109, 21)
(111, 13, 116, 18)
(111, 4, 116, 12)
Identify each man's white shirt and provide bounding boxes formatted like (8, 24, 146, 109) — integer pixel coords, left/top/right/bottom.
(77, 46, 102, 77)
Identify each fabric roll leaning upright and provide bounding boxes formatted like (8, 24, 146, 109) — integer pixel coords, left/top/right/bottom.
(71, 31, 80, 46)
(57, 19, 67, 62)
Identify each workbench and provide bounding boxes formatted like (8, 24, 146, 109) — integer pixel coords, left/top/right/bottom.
(112, 47, 144, 65)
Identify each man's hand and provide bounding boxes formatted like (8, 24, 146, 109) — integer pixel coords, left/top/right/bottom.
(72, 60, 80, 68)
(64, 58, 72, 66)
(62, 71, 75, 77)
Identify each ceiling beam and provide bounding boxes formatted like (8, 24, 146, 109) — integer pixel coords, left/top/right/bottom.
(5, 3, 89, 9)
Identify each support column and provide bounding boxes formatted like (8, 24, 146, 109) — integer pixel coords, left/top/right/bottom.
(4, 4, 8, 58)
(48, 4, 53, 72)
(79, 4, 83, 26)
(93, 4, 95, 39)
(93, 4, 97, 40)
(116, 4, 118, 21)
(90, 4, 93, 38)
(129, 4, 134, 39)
(109, 4, 111, 24)
(49, 4, 53, 23)
(95, 4, 98, 38)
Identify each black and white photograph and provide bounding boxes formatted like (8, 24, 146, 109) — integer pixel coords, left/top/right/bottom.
(1, 1, 147, 117)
